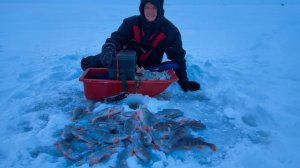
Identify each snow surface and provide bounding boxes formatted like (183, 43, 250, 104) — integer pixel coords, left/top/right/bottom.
(0, 0, 300, 167)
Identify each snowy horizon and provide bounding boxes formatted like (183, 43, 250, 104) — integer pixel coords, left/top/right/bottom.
(1, 0, 300, 167)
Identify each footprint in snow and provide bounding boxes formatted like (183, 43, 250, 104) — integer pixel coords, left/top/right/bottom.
(248, 130, 270, 145)
(16, 121, 33, 133)
(242, 114, 258, 127)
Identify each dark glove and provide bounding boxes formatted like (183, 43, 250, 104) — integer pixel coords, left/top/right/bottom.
(179, 79, 200, 92)
(99, 43, 116, 67)
(81, 54, 102, 71)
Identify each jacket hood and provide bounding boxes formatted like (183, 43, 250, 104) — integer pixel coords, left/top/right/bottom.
(139, 0, 164, 20)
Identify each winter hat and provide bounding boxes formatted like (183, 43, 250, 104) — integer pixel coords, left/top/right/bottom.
(139, 0, 165, 19)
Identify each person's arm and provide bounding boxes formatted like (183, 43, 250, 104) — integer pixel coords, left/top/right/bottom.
(100, 17, 134, 67)
(165, 27, 187, 81)
(104, 18, 133, 50)
(165, 26, 200, 92)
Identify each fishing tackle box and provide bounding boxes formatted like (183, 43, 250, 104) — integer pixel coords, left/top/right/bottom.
(108, 50, 136, 80)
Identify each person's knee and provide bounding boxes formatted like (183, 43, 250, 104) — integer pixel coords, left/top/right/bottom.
(81, 57, 88, 71)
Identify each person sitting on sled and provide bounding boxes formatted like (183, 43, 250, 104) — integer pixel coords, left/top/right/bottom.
(81, 0, 200, 92)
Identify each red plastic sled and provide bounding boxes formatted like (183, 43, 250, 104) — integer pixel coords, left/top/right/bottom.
(79, 68, 178, 100)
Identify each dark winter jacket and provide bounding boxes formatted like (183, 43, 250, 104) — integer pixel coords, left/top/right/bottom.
(103, 0, 187, 81)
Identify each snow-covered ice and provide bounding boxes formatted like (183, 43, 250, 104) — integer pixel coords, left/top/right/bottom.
(0, 0, 300, 167)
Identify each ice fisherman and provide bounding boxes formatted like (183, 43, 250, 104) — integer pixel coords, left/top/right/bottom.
(81, 0, 200, 92)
